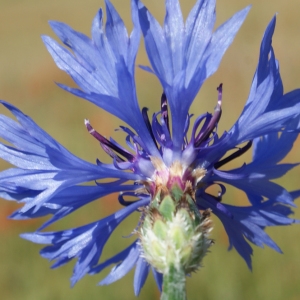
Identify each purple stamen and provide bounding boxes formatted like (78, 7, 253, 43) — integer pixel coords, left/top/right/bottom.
(142, 107, 158, 149)
(161, 93, 170, 133)
(194, 84, 223, 147)
(85, 119, 134, 161)
(214, 140, 253, 169)
(102, 143, 124, 163)
(152, 111, 172, 148)
(183, 114, 193, 147)
(193, 114, 212, 144)
(118, 191, 137, 206)
(217, 83, 223, 105)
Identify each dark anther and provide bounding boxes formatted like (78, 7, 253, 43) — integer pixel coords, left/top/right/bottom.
(118, 192, 135, 206)
(161, 92, 170, 133)
(142, 107, 158, 149)
(195, 84, 223, 147)
(214, 140, 253, 169)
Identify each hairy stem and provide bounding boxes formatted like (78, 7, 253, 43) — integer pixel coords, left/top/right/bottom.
(161, 265, 187, 300)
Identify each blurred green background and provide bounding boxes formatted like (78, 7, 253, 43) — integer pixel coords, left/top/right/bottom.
(0, 0, 300, 299)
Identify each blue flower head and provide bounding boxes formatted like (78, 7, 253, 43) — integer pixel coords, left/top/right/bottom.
(1, 0, 300, 296)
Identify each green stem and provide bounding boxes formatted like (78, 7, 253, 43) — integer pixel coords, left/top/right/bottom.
(161, 265, 187, 300)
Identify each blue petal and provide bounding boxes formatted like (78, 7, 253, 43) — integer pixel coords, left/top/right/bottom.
(99, 243, 140, 286)
(252, 130, 298, 165)
(197, 192, 297, 268)
(134, 257, 150, 296)
(184, 0, 216, 83)
(214, 169, 295, 206)
(268, 88, 300, 112)
(21, 198, 149, 286)
(43, 2, 159, 157)
(136, 0, 173, 86)
(89, 241, 137, 275)
(104, 0, 131, 59)
(151, 267, 163, 292)
(164, 0, 184, 77)
(202, 5, 251, 78)
(199, 16, 300, 167)
(198, 192, 253, 269)
(227, 17, 300, 147)
(90, 238, 154, 294)
(256, 17, 276, 87)
(136, 0, 249, 152)
(9, 183, 137, 230)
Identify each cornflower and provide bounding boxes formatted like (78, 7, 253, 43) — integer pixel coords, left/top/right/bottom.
(0, 0, 300, 298)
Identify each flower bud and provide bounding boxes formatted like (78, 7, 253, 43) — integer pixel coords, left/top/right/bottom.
(139, 182, 213, 275)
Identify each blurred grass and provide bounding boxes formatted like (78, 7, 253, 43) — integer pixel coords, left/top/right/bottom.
(0, 0, 300, 299)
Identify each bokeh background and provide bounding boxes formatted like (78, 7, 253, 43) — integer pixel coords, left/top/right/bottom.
(0, 0, 300, 299)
